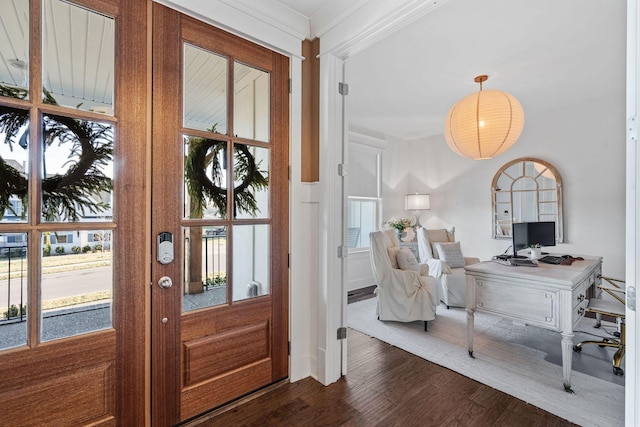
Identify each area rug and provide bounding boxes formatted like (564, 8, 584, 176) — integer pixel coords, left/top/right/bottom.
(348, 297, 624, 427)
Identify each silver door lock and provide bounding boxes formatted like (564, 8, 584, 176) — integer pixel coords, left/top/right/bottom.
(158, 276, 173, 289)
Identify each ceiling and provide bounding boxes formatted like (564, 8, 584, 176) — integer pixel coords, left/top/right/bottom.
(277, 0, 627, 141)
(0, 0, 626, 142)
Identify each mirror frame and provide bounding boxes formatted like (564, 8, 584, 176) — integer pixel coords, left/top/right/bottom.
(491, 157, 563, 242)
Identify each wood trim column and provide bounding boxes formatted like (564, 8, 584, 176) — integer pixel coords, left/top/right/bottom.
(301, 38, 319, 182)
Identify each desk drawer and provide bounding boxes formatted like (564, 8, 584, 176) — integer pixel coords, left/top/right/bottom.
(572, 272, 598, 326)
(572, 286, 588, 315)
(475, 280, 557, 329)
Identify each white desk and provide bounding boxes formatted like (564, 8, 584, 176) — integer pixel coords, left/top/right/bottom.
(465, 256, 602, 392)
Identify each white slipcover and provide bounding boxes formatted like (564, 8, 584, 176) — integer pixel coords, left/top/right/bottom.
(369, 229, 437, 323)
(416, 227, 480, 308)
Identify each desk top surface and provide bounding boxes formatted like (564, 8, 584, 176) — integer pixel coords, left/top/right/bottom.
(465, 255, 602, 286)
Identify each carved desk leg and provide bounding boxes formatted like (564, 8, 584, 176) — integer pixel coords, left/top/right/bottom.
(467, 307, 475, 358)
(561, 330, 574, 393)
(466, 274, 476, 358)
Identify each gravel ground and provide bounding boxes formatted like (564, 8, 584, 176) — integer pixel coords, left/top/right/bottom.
(0, 285, 227, 350)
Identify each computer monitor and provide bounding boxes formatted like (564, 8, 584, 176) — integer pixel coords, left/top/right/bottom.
(512, 221, 556, 256)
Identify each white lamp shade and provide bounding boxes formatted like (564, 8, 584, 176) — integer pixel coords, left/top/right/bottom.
(405, 194, 430, 211)
(444, 89, 524, 160)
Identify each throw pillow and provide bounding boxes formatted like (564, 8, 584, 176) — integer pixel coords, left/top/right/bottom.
(396, 247, 417, 271)
(434, 241, 465, 268)
(425, 228, 456, 259)
(387, 247, 400, 269)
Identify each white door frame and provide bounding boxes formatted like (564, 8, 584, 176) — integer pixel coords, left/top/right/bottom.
(315, 0, 454, 385)
(626, 1, 639, 425)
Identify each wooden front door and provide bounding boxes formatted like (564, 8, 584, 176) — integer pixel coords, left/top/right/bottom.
(0, 0, 147, 425)
(151, 5, 289, 424)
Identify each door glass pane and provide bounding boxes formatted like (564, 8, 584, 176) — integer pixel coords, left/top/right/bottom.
(0, 108, 29, 223)
(232, 224, 269, 302)
(0, 0, 30, 98)
(42, 0, 114, 115)
(233, 62, 269, 142)
(0, 232, 28, 350)
(184, 134, 227, 219)
(41, 114, 113, 222)
(41, 229, 112, 342)
(233, 144, 268, 219)
(183, 226, 227, 312)
(184, 43, 227, 134)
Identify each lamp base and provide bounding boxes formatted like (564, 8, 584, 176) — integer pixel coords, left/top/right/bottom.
(411, 214, 422, 241)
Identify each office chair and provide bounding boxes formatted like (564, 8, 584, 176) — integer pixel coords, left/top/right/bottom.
(573, 275, 626, 376)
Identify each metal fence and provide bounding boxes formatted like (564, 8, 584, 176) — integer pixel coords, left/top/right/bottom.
(1, 245, 27, 322)
(202, 235, 226, 289)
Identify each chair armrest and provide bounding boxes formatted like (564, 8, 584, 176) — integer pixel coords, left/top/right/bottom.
(425, 258, 452, 277)
(464, 257, 480, 266)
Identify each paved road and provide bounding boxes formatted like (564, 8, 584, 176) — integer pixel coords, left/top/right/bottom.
(1, 266, 111, 307)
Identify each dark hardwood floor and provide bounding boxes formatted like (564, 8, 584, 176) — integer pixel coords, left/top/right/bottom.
(187, 322, 576, 426)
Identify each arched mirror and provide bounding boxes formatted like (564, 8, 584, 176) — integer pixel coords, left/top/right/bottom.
(491, 157, 563, 242)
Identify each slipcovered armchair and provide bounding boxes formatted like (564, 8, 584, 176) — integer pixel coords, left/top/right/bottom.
(416, 227, 480, 309)
(369, 229, 438, 330)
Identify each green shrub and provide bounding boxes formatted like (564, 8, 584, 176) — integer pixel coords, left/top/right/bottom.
(3, 304, 27, 319)
(43, 244, 51, 256)
(206, 274, 227, 287)
(82, 245, 92, 253)
(93, 244, 102, 252)
(9, 248, 25, 257)
(71, 246, 81, 254)
(55, 246, 65, 254)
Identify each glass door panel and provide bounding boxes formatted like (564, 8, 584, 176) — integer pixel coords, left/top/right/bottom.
(41, 229, 112, 341)
(0, 107, 29, 223)
(0, 0, 29, 96)
(40, 114, 113, 222)
(182, 225, 227, 312)
(42, 0, 114, 115)
(233, 62, 269, 142)
(184, 134, 228, 219)
(183, 44, 228, 134)
(233, 144, 269, 219)
(232, 224, 269, 302)
(0, 232, 27, 350)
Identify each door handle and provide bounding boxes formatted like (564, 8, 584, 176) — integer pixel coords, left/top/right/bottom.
(158, 276, 173, 289)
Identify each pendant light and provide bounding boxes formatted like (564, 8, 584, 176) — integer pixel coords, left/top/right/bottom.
(444, 75, 524, 160)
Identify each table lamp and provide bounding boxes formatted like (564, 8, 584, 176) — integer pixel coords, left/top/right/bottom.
(405, 193, 430, 239)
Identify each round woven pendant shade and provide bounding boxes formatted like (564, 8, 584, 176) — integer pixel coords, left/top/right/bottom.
(444, 88, 524, 160)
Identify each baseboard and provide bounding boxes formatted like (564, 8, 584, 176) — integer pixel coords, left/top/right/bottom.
(348, 285, 376, 304)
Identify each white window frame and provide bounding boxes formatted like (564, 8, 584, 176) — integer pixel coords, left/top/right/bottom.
(347, 138, 383, 254)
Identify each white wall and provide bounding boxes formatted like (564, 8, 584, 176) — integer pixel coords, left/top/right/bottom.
(400, 93, 626, 279)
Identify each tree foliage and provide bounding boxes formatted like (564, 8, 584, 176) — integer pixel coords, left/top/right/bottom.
(0, 85, 113, 221)
(184, 130, 268, 219)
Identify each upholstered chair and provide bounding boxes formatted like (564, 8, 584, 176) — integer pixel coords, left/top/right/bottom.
(416, 227, 480, 308)
(369, 229, 438, 330)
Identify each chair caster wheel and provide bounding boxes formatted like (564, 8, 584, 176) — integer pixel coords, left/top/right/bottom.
(613, 367, 624, 376)
(573, 345, 582, 353)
